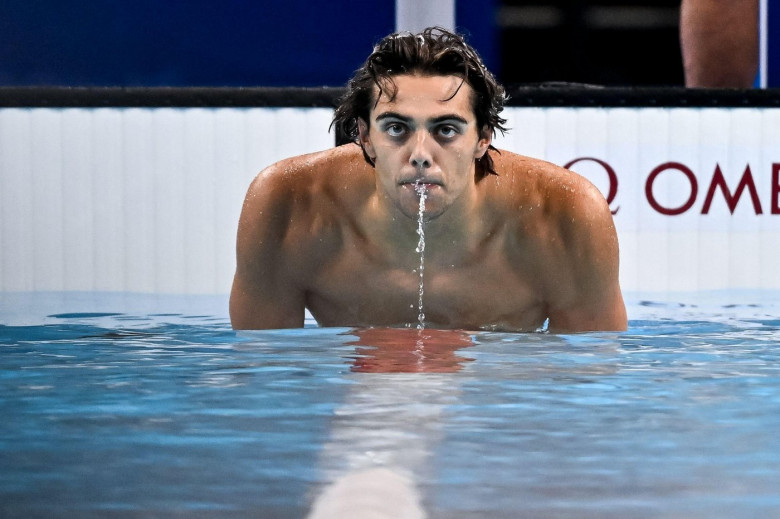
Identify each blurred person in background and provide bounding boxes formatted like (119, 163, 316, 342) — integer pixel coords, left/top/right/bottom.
(680, 0, 759, 87)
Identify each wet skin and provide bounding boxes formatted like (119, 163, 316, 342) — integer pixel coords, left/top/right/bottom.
(230, 73, 627, 332)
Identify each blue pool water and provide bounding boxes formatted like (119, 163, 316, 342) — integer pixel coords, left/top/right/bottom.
(1, 291, 779, 518)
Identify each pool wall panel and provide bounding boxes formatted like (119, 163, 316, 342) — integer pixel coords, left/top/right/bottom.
(0, 107, 335, 294)
(1, 105, 778, 296)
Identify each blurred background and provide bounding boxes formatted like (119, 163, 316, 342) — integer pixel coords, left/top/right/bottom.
(499, 0, 683, 86)
(0, 0, 688, 88)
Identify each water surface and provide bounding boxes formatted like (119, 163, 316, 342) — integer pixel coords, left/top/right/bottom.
(1, 291, 779, 518)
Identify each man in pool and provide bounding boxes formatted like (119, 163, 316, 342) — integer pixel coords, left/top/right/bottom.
(230, 27, 627, 333)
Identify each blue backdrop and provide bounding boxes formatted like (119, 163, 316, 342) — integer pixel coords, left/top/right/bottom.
(768, 0, 779, 86)
(0, 0, 497, 87)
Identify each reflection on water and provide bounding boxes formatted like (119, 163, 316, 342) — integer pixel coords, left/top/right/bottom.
(346, 328, 475, 373)
(310, 329, 471, 518)
(1, 292, 780, 518)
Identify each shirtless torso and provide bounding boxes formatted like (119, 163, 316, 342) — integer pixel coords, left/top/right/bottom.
(231, 71, 625, 332)
(230, 144, 626, 333)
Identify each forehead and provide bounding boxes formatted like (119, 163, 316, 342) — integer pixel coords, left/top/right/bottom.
(371, 74, 476, 118)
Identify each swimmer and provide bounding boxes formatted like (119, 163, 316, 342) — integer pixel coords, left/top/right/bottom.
(230, 27, 627, 333)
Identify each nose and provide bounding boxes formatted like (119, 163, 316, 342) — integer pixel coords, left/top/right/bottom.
(409, 131, 432, 170)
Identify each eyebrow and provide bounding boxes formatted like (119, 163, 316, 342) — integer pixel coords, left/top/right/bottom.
(374, 111, 469, 125)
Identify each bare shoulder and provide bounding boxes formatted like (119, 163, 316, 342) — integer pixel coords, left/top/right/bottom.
(237, 144, 372, 269)
(230, 144, 370, 329)
(490, 148, 608, 217)
(490, 148, 626, 331)
(245, 143, 368, 201)
(491, 148, 615, 258)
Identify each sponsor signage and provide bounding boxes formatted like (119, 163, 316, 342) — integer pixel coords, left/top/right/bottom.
(563, 157, 780, 217)
(497, 107, 780, 233)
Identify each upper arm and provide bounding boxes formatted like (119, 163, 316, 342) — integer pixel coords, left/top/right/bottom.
(229, 169, 307, 330)
(544, 178, 627, 333)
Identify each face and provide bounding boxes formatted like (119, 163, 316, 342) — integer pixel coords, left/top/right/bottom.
(358, 74, 491, 222)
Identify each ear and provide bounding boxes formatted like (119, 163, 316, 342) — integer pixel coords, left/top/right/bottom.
(474, 125, 492, 159)
(357, 118, 376, 161)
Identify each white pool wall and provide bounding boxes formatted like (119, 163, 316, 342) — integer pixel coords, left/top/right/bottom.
(1, 106, 778, 296)
(0, 107, 333, 294)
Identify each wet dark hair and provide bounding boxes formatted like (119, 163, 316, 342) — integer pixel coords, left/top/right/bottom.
(331, 26, 508, 178)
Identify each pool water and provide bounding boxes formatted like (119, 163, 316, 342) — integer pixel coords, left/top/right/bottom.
(1, 291, 779, 518)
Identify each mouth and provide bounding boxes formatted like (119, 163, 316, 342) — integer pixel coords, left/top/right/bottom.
(400, 179, 443, 194)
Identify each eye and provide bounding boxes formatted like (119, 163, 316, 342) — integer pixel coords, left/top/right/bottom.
(437, 125, 459, 139)
(385, 123, 406, 137)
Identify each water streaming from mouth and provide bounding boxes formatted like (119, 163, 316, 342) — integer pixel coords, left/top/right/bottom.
(414, 183, 427, 330)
